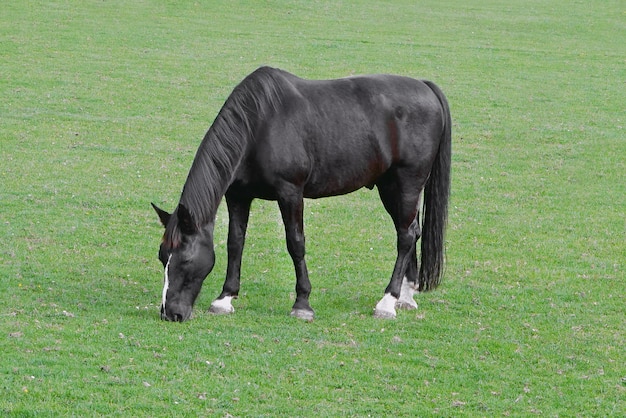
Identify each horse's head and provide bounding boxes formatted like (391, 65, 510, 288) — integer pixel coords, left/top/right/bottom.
(152, 203, 215, 322)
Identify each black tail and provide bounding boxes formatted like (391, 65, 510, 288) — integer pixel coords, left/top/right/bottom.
(418, 81, 451, 292)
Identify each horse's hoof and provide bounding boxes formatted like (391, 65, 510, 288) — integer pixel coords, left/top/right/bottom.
(373, 308, 397, 319)
(208, 306, 234, 315)
(396, 300, 418, 310)
(374, 293, 397, 319)
(209, 297, 234, 315)
(396, 276, 418, 310)
(290, 308, 315, 321)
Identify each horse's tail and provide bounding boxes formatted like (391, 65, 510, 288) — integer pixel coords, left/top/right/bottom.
(418, 81, 451, 292)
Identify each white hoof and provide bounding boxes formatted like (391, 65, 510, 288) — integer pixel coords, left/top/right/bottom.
(290, 308, 315, 321)
(374, 293, 397, 319)
(209, 296, 234, 315)
(396, 277, 418, 310)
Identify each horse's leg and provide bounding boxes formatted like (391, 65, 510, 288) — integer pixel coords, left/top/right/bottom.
(374, 175, 423, 318)
(209, 193, 252, 315)
(277, 188, 314, 320)
(397, 191, 422, 310)
(397, 243, 419, 310)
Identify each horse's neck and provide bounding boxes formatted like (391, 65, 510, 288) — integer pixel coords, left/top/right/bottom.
(180, 130, 248, 226)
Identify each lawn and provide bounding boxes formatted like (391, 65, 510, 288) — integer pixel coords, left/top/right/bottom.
(1, 0, 624, 416)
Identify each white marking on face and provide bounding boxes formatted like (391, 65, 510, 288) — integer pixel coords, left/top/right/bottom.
(162, 254, 172, 310)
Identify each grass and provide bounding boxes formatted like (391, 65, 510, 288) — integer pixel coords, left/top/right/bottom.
(2, 0, 624, 416)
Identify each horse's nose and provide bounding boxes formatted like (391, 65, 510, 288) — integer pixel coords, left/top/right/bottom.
(160, 305, 188, 322)
(160, 304, 177, 321)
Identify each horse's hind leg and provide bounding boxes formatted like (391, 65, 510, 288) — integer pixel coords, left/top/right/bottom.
(374, 174, 423, 318)
(396, 244, 419, 310)
(397, 190, 422, 310)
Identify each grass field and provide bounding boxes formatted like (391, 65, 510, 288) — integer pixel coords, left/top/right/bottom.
(2, 0, 624, 416)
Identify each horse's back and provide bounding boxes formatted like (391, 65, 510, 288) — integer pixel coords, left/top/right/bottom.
(235, 68, 446, 198)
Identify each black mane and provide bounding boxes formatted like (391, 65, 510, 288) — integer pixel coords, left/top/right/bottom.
(169, 67, 286, 242)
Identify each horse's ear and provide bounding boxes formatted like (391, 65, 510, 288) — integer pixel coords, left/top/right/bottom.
(152, 203, 171, 228)
(176, 203, 197, 235)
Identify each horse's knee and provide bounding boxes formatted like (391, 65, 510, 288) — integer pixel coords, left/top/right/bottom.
(286, 234, 305, 260)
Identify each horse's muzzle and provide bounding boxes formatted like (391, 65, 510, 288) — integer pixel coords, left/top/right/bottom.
(160, 304, 191, 322)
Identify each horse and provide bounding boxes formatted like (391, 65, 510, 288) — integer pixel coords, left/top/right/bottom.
(152, 66, 451, 322)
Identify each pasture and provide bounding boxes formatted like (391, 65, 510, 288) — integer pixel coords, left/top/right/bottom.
(2, 0, 624, 416)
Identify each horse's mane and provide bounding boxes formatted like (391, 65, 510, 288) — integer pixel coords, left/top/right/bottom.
(165, 67, 286, 246)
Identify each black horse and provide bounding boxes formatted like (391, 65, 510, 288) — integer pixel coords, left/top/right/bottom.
(152, 66, 451, 322)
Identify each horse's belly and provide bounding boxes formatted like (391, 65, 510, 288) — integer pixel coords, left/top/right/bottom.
(302, 161, 386, 198)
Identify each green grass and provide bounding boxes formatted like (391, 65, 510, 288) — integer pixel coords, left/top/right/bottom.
(2, 0, 624, 416)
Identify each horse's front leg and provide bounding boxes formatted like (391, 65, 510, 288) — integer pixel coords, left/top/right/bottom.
(209, 193, 252, 315)
(277, 190, 315, 321)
